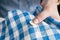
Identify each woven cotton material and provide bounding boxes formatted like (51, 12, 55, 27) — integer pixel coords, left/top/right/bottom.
(0, 9, 60, 40)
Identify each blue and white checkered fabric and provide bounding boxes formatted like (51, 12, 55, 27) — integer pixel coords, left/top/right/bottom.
(0, 8, 60, 40)
(0, 19, 6, 40)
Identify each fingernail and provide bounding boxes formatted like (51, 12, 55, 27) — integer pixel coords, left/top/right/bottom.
(33, 18, 39, 24)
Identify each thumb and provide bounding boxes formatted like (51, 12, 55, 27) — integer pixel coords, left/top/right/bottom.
(32, 10, 50, 24)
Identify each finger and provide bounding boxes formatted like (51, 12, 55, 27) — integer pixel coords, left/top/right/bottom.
(32, 10, 50, 24)
(41, 0, 48, 7)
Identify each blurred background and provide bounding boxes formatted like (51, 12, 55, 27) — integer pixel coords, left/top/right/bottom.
(0, 0, 60, 17)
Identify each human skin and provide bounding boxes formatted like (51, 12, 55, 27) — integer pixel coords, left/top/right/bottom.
(32, 0, 60, 24)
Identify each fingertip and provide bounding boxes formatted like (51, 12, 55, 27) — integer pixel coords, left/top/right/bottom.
(30, 20, 38, 27)
(33, 18, 39, 24)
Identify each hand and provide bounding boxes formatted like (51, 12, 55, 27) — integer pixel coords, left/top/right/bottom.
(32, 0, 60, 24)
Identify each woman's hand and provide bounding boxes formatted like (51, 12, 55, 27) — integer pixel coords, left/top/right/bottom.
(32, 0, 60, 24)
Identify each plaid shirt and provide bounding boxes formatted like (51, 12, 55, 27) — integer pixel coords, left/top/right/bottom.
(0, 6, 60, 40)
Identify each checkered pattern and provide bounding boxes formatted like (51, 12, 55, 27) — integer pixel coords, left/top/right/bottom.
(0, 19, 6, 40)
(0, 8, 60, 40)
